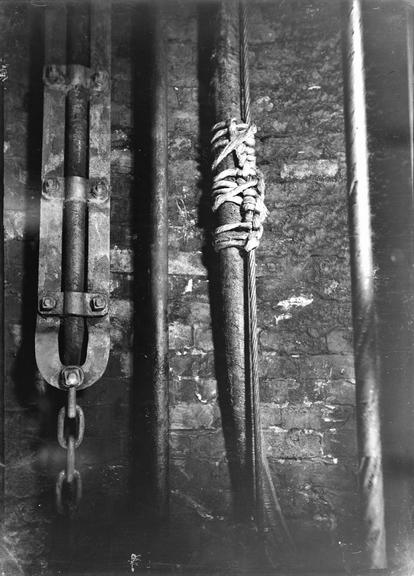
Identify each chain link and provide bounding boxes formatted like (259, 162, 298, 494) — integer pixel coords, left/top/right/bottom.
(57, 404, 85, 449)
(55, 469, 82, 516)
(55, 385, 85, 515)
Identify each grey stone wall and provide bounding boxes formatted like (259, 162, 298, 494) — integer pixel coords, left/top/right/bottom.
(1, 1, 359, 573)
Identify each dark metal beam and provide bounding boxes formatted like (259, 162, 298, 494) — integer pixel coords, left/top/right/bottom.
(342, 0, 387, 568)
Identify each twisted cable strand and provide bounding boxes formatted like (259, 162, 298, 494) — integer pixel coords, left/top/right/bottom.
(210, 0, 294, 554)
(239, 0, 295, 552)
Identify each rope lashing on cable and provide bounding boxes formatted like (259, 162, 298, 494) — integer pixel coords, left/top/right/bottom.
(211, 118, 268, 252)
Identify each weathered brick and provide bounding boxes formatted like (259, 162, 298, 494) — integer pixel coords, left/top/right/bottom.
(193, 323, 214, 352)
(111, 149, 133, 174)
(264, 428, 323, 459)
(110, 298, 133, 321)
(299, 354, 355, 381)
(270, 459, 357, 492)
(169, 352, 215, 380)
(259, 378, 291, 403)
(170, 378, 217, 405)
(171, 402, 219, 430)
(281, 159, 339, 181)
(325, 380, 355, 405)
(260, 403, 282, 428)
(281, 404, 324, 431)
(326, 328, 353, 354)
(110, 273, 133, 299)
(110, 246, 133, 273)
(188, 301, 212, 323)
(170, 429, 226, 462)
(169, 250, 207, 276)
(169, 321, 193, 349)
(324, 426, 357, 460)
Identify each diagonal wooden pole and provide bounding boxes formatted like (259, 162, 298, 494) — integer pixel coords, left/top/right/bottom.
(211, 0, 249, 521)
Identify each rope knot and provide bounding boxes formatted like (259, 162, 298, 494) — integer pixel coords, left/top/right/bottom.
(211, 118, 267, 252)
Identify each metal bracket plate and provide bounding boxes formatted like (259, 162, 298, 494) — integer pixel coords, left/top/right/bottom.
(35, 1, 111, 391)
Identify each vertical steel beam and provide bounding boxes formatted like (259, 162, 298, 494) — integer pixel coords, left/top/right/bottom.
(342, 0, 387, 568)
(211, 1, 248, 518)
(62, 2, 90, 366)
(0, 62, 4, 516)
(149, 3, 169, 519)
(362, 1, 414, 564)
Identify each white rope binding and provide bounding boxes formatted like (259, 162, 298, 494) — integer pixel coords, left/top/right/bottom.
(211, 118, 267, 252)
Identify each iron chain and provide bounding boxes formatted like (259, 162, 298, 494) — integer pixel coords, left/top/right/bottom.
(55, 385, 84, 515)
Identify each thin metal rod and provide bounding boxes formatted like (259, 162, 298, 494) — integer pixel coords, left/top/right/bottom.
(342, 0, 387, 568)
(211, 0, 249, 519)
(239, 4, 293, 550)
(62, 2, 90, 366)
(239, 0, 264, 531)
(407, 8, 414, 198)
(0, 68, 5, 514)
(149, 3, 169, 519)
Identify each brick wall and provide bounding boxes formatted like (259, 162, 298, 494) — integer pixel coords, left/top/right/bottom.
(1, 1, 359, 573)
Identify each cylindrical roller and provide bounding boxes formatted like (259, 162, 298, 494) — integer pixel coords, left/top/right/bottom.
(62, 2, 90, 367)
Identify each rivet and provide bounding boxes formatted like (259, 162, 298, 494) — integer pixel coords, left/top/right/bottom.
(90, 180, 109, 202)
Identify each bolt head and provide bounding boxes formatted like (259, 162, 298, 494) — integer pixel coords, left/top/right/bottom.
(61, 366, 84, 389)
(91, 70, 108, 92)
(43, 178, 60, 197)
(90, 295, 106, 312)
(90, 180, 109, 202)
(45, 64, 65, 85)
(40, 296, 56, 311)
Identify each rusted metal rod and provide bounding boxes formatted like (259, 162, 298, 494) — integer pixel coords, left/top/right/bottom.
(62, 2, 90, 366)
(342, 0, 387, 568)
(211, 0, 249, 519)
(148, 3, 169, 519)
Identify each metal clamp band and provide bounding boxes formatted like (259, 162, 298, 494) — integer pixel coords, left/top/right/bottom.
(65, 175, 88, 202)
(38, 291, 109, 317)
